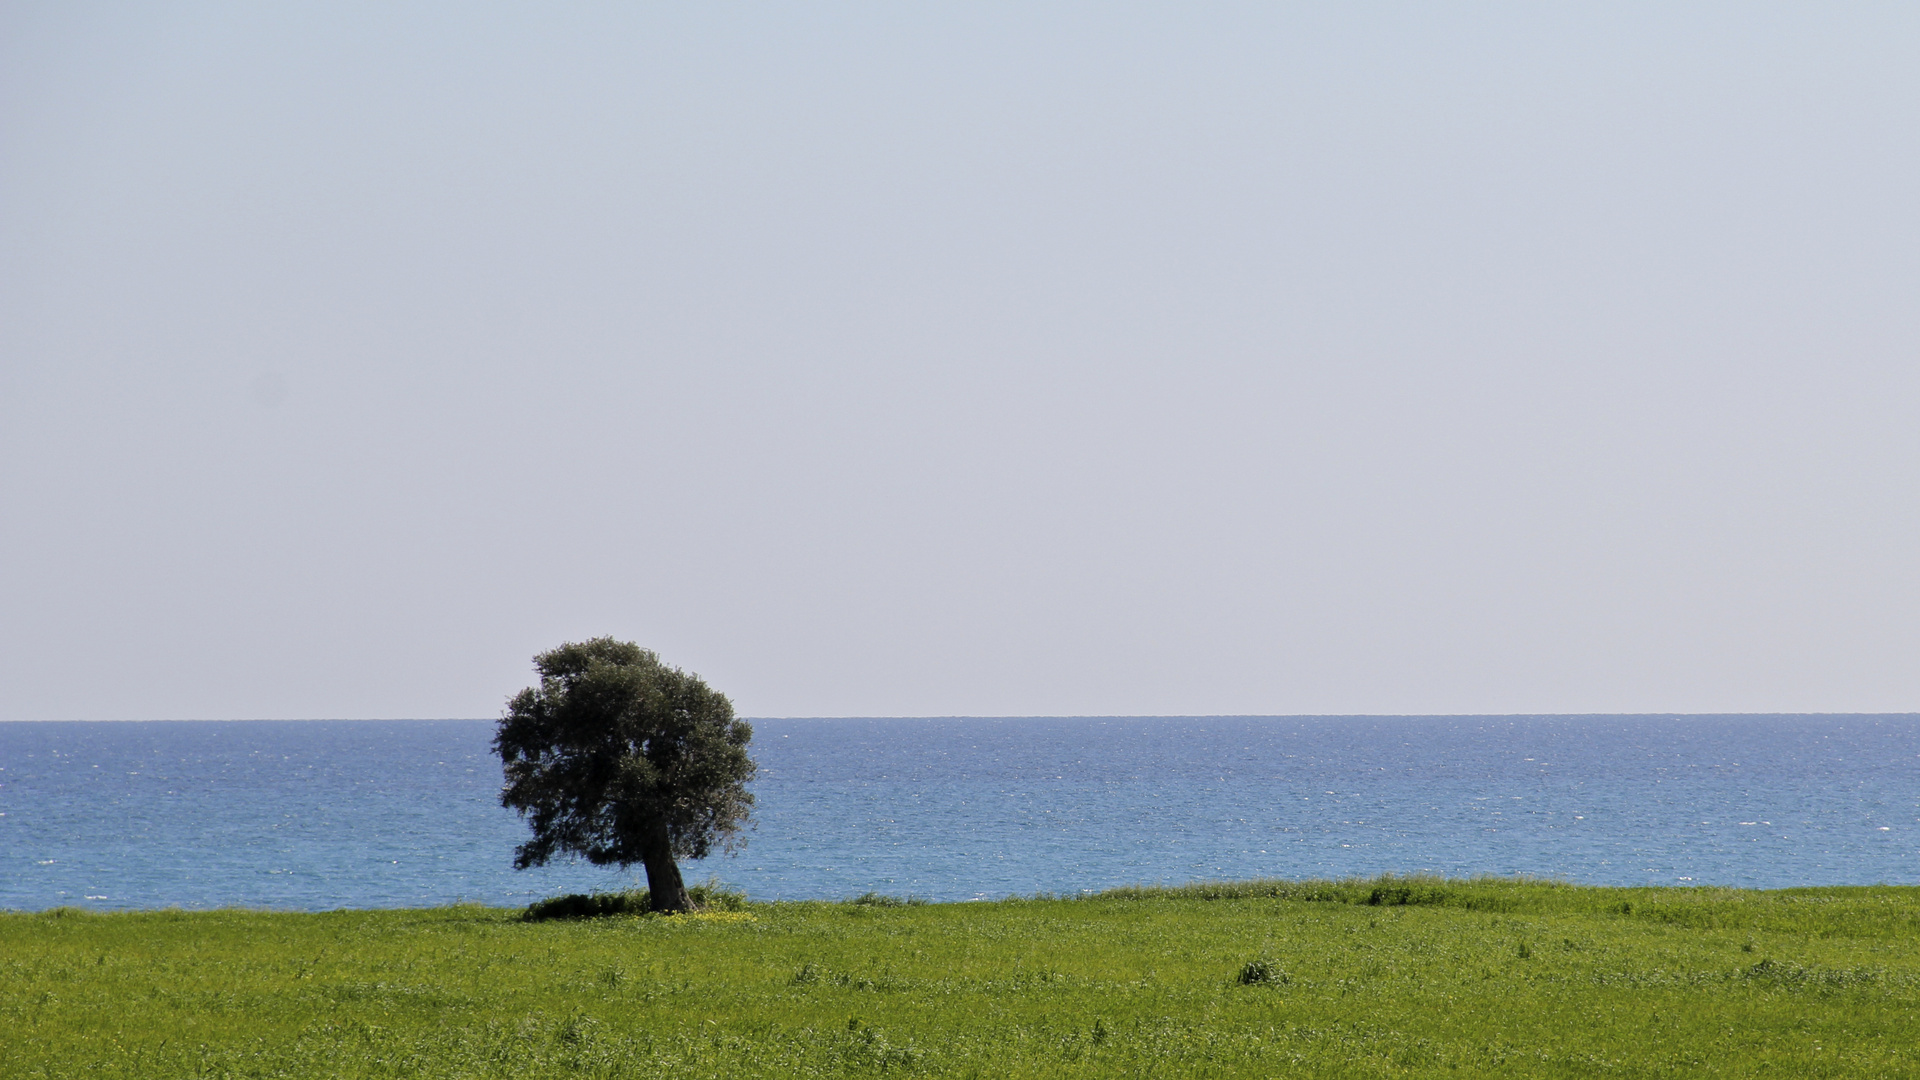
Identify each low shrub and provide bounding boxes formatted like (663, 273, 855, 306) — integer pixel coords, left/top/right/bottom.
(523, 889, 652, 922)
(1237, 959, 1288, 986)
(523, 880, 747, 921)
(687, 880, 750, 912)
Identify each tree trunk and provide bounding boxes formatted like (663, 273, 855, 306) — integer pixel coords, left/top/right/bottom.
(640, 822, 691, 912)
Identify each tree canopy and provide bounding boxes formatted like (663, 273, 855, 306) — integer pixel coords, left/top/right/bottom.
(493, 638, 755, 912)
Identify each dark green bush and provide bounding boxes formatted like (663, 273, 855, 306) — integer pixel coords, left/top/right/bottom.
(1365, 882, 1451, 907)
(522, 880, 746, 921)
(523, 889, 652, 922)
(1237, 959, 1288, 985)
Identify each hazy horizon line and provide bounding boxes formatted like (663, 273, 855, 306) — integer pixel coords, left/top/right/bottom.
(6, 711, 1916, 723)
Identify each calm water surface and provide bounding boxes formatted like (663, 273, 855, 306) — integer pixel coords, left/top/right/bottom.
(1, 716, 1915, 910)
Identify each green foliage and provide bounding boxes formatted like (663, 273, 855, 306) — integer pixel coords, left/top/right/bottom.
(1236, 958, 1288, 985)
(688, 880, 751, 912)
(522, 888, 654, 922)
(496, 639, 755, 869)
(523, 880, 749, 921)
(7, 878, 1920, 1077)
(495, 638, 754, 912)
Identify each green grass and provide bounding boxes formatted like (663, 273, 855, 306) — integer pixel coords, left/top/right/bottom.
(6, 877, 1920, 1077)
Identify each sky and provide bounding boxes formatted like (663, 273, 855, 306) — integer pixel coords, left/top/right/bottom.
(2, 3, 1917, 720)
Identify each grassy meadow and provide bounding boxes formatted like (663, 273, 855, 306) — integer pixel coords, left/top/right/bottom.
(5, 877, 1920, 1078)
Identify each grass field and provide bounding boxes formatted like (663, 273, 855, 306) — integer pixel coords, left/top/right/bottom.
(5, 877, 1920, 1078)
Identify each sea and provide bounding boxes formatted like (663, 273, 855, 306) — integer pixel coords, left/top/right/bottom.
(2, 715, 1916, 912)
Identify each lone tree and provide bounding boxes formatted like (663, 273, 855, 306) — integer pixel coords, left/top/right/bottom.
(494, 638, 755, 912)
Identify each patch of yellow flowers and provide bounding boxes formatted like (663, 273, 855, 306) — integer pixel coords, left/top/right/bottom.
(632, 909, 756, 924)
(682, 910, 756, 923)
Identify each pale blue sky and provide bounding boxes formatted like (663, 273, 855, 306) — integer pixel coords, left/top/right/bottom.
(3, 3, 1917, 719)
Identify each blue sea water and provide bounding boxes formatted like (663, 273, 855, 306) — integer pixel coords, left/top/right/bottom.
(1, 716, 1916, 911)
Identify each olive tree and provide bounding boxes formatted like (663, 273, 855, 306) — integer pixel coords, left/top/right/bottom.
(494, 638, 755, 912)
